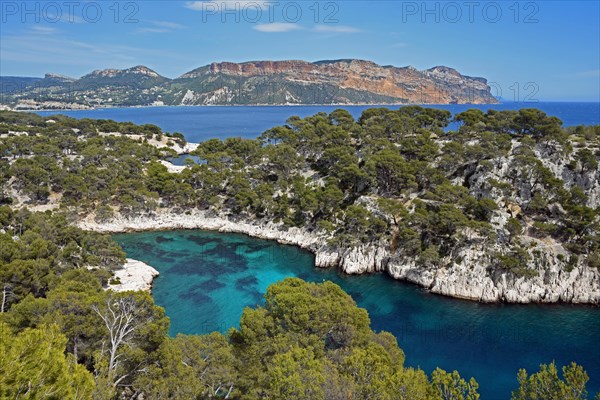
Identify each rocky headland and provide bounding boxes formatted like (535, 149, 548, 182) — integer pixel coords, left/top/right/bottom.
(0, 59, 498, 107)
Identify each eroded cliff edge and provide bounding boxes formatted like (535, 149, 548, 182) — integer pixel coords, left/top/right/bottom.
(78, 208, 600, 304)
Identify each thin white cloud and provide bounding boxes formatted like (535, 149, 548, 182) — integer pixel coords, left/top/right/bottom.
(136, 28, 171, 34)
(135, 20, 186, 34)
(43, 12, 85, 24)
(148, 20, 186, 29)
(253, 22, 301, 33)
(573, 69, 600, 78)
(390, 42, 408, 48)
(0, 31, 183, 74)
(30, 26, 59, 34)
(313, 25, 362, 33)
(185, 1, 271, 12)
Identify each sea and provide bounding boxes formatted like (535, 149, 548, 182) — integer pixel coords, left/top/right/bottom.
(37, 102, 600, 143)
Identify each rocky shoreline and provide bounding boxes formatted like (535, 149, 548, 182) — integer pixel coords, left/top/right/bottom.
(108, 258, 160, 293)
(79, 210, 600, 305)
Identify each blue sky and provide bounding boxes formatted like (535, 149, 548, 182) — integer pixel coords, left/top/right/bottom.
(1, 0, 599, 101)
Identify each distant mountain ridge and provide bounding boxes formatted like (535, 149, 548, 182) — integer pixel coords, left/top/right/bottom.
(0, 59, 498, 108)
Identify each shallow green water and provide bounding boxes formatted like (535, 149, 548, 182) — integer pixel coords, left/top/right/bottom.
(114, 230, 600, 399)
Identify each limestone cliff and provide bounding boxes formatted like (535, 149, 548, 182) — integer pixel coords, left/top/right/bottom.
(79, 201, 600, 304)
(174, 59, 497, 105)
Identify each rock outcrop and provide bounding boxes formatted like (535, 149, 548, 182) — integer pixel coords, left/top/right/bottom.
(107, 258, 160, 293)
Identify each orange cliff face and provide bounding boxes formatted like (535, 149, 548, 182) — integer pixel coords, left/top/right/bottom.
(195, 59, 497, 104)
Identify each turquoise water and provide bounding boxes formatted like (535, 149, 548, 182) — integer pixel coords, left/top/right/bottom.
(114, 230, 600, 400)
(38, 102, 600, 142)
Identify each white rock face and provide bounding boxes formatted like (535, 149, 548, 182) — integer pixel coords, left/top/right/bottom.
(339, 245, 389, 274)
(108, 258, 159, 293)
(79, 209, 600, 304)
(533, 144, 600, 209)
(97, 131, 199, 155)
(159, 160, 186, 174)
(181, 90, 197, 105)
(387, 242, 600, 304)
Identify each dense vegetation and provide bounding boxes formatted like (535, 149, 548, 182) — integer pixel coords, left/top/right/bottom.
(1, 108, 599, 278)
(1, 109, 599, 398)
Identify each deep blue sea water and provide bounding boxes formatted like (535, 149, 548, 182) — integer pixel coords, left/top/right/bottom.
(37, 102, 600, 143)
(114, 230, 600, 400)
